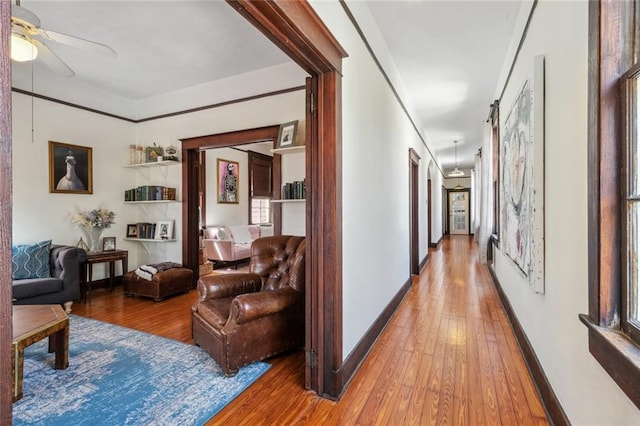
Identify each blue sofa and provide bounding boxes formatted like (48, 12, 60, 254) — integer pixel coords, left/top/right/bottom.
(12, 244, 87, 313)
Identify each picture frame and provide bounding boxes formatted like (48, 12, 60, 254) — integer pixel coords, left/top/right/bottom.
(154, 220, 174, 240)
(126, 224, 138, 238)
(145, 145, 164, 163)
(276, 120, 299, 148)
(102, 237, 116, 251)
(49, 141, 93, 194)
(217, 158, 239, 204)
(500, 55, 545, 294)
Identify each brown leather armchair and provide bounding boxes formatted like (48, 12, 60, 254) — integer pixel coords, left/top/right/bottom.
(192, 235, 305, 375)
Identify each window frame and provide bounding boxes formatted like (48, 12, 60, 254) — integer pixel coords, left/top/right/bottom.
(583, 0, 640, 410)
(622, 62, 640, 343)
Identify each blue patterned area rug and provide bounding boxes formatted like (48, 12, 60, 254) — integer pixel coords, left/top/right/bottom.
(12, 315, 270, 425)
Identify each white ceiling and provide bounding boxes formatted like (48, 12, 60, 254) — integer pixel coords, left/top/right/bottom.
(10, 0, 521, 174)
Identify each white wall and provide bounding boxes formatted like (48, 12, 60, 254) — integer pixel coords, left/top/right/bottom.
(12, 93, 137, 277)
(310, 0, 444, 358)
(492, 1, 640, 423)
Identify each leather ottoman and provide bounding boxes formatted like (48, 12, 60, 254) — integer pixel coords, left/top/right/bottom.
(123, 267, 193, 301)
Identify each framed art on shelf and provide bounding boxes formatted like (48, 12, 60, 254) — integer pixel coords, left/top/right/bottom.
(154, 220, 174, 240)
(217, 159, 239, 204)
(276, 120, 299, 148)
(126, 224, 138, 238)
(49, 141, 93, 194)
(102, 237, 116, 251)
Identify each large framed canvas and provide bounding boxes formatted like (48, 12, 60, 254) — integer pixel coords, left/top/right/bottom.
(500, 55, 545, 293)
(217, 158, 239, 204)
(49, 141, 93, 194)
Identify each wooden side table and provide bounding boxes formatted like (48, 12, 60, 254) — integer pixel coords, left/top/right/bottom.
(82, 249, 128, 303)
(12, 305, 69, 402)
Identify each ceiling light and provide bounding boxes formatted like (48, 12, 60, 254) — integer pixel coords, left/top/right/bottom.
(11, 33, 38, 62)
(448, 140, 464, 177)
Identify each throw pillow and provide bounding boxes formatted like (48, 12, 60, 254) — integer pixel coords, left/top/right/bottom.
(217, 227, 232, 241)
(12, 240, 52, 280)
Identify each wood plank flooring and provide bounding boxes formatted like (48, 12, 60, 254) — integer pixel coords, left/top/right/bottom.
(73, 235, 548, 425)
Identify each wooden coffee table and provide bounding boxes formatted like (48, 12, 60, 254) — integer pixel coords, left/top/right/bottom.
(12, 305, 69, 402)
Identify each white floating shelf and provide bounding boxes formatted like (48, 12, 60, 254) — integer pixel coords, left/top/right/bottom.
(123, 160, 181, 169)
(271, 199, 305, 204)
(270, 146, 305, 155)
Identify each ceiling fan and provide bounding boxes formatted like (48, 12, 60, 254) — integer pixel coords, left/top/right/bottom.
(11, 0, 116, 77)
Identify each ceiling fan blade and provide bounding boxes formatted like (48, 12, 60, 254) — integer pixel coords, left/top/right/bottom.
(40, 29, 117, 58)
(31, 39, 74, 78)
(11, 5, 41, 29)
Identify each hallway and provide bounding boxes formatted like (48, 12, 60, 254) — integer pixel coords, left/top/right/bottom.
(216, 235, 549, 424)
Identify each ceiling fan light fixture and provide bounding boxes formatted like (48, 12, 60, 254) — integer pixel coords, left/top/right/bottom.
(11, 33, 38, 62)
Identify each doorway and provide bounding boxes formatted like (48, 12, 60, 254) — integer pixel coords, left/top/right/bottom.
(449, 190, 470, 235)
(409, 149, 420, 275)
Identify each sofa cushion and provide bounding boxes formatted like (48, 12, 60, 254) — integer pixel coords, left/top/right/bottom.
(12, 277, 63, 300)
(12, 240, 52, 280)
(228, 225, 253, 244)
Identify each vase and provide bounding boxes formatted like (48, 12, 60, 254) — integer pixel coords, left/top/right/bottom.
(82, 227, 104, 253)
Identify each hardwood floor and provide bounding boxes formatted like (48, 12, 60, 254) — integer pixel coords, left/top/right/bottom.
(74, 236, 548, 425)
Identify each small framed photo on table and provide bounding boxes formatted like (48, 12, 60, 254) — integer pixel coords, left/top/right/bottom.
(102, 237, 116, 251)
(276, 120, 299, 148)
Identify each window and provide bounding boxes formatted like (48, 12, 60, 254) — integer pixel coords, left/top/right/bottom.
(623, 63, 640, 341)
(251, 198, 271, 225)
(584, 0, 640, 410)
(248, 151, 273, 225)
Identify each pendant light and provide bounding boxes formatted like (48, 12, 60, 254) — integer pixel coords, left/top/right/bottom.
(448, 140, 464, 177)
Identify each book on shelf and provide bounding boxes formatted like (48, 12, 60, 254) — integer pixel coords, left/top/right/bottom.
(281, 179, 306, 200)
(124, 186, 177, 202)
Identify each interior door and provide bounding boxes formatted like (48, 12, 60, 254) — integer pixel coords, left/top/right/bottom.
(449, 190, 470, 235)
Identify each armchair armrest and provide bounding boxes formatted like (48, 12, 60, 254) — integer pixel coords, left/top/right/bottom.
(197, 273, 262, 301)
(230, 286, 301, 324)
(203, 238, 235, 262)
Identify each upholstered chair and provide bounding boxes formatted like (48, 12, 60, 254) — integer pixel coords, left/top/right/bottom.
(192, 235, 305, 375)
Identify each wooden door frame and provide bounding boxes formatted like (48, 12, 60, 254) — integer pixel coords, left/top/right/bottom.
(427, 178, 432, 246)
(219, 1, 347, 398)
(0, 1, 13, 421)
(409, 149, 420, 275)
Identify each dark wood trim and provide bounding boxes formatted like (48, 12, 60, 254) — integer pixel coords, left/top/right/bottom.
(429, 234, 443, 248)
(338, 0, 444, 177)
(226, 0, 347, 399)
(11, 86, 305, 124)
(227, 0, 347, 75)
(335, 277, 412, 399)
(488, 267, 569, 426)
(579, 314, 640, 411)
(409, 148, 420, 276)
(584, 0, 640, 410)
(182, 125, 280, 150)
(418, 253, 429, 273)
(137, 86, 305, 123)
(446, 188, 472, 235)
(0, 1, 12, 421)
